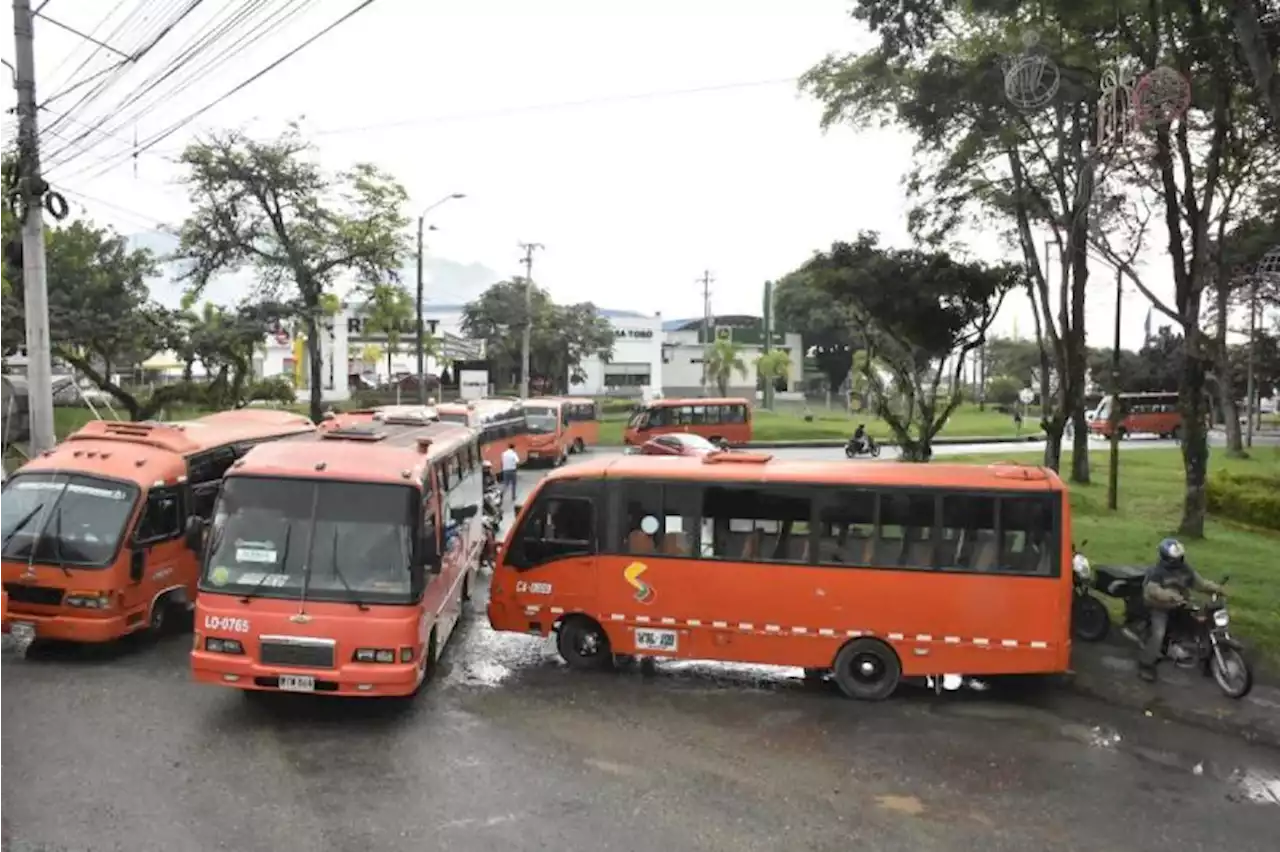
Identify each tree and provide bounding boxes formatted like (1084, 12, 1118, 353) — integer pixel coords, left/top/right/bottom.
(983, 337, 1042, 386)
(176, 299, 291, 409)
(755, 350, 792, 402)
(792, 232, 1018, 460)
(361, 283, 414, 380)
(1227, 0, 1280, 140)
(774, 271, 857, 392)
(173, 125, 410, 422)
(460, 280, 614, 393)
(2, 217, 192, 419)
(706, 339, 747, 397)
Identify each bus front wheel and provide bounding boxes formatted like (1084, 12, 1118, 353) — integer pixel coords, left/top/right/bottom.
(557, 616, 613, 671)
(832, 638, 901, 701)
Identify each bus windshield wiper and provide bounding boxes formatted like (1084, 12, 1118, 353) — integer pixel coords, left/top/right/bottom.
(1, 504, 43, 555)
(49, 503, 71, 577)
(328, 527, 369, 611)
(240, 525, 291, 604)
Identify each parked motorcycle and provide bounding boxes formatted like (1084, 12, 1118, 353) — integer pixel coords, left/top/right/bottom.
(1070, 542, 1111, 642)
(1092, 565, 1253, 699)
(844, 435, 880, 458)
(481, 484, 504, 570)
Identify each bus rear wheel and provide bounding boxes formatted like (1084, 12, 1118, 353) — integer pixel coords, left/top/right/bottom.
(557, 616, 613, 671)
(832, 638, 901, 701)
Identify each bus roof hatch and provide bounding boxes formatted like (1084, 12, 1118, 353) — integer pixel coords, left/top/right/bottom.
(321, 425, 387, 442)
(702, 450, 773, 465)
(987, 461, 1050, 480)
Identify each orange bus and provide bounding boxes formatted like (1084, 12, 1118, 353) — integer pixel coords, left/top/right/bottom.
(558, 396, 600, 454)
(1, 410, 316, 645)
(622, 397, 752, 447)
(523, 397, 574, 467)
(436, 398, 530, 469)
(1088, 392, 1183, 439)
(190, 412, 484, 697)
(488, 453, 1071, 700)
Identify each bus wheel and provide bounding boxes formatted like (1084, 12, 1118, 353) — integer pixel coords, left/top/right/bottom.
(832, 638, 901, 701)
(573, 438, 585, 454)
(557, 616, 613, 671)
(147, 594, 171, 637)
(423, 629, 439, 682)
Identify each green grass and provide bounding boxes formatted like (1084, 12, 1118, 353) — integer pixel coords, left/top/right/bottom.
(950, 445, 1280, 673)
(597, 403, 1025, 445)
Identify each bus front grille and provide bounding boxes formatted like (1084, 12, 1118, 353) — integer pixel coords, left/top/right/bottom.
(259, 638, 335, 669)
(3, 583, 65, 607)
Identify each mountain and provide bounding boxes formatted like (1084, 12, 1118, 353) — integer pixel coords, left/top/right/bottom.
(125, 230, 501, 310)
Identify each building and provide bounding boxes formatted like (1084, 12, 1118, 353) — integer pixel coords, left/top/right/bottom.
(660, 315, 804, 398)
(567, 309, 665, 396)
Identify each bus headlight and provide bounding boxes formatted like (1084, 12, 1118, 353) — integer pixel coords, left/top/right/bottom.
(205, 637, 244, 654)
(1213, 610, 1229, 628)
(65, 592, 113, 609)
(354, 648, 396, 663)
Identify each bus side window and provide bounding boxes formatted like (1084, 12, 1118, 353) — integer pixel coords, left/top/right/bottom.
(815, 489, 876, 566)
(702, 485, 811, 563)
(135, 488, 184, 544)
(999, 496, 1056, 576)
(938, 495, 998, 571)
(617, 483, 699, 556)
(510, 490, 596, 569)
(876, 492, 936, 569)
(561, 407, 570, 427)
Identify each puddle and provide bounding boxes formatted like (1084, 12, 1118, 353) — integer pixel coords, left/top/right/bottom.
(1060, 723, 1123, 750)
(443, 620, 554, 688)
(651, 659, 808, 692)
(1228, 768, 1280, 805)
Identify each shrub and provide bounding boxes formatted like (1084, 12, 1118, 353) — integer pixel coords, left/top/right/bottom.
(247, 376, 297, 405)
(985, 376, 1023, 406)
(1206, 471, 1280, 532)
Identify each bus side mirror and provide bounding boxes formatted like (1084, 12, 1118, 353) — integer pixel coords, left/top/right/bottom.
(450, 504, 479, 523)
(184, 516, 205, 552)
(129, 549, 145, 584)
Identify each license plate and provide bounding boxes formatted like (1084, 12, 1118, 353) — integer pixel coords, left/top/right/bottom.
(10, 621, 35, 643)
(278, 675, 315, 692)
(634, 628, 678, 653)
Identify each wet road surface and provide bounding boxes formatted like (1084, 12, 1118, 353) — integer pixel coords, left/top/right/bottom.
(4, 583, 1279, 852)
(5, 444, 1279, 851)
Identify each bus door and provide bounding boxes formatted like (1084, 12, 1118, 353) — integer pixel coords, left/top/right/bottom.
(126, 486, 189, 623)
(500, 479, 601, 632)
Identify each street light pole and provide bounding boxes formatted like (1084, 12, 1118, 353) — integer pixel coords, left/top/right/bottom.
(414, 193, 465, 404)
(518, 242, 544, 399)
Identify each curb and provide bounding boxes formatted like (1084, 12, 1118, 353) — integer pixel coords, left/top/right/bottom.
(598, 435, 1042, 451)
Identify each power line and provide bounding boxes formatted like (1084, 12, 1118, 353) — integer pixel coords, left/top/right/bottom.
(58, 185, 170, 230)
(66, 0, 387, 184)
(35, 9, 132, 59)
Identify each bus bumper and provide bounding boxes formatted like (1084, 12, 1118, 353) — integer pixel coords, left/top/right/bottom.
(191, 651, 424, 697)
(3, 609, 133, 643)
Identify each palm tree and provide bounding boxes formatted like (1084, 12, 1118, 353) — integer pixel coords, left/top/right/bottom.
(706, 338, 747, 396)
(754, 350, 791, 408)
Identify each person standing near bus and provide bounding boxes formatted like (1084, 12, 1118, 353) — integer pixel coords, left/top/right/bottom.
(501, 443, 519, 508)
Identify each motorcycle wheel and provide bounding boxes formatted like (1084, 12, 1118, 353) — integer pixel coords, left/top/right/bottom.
(870, 444, 881, 458)
(1211, 646, 1253, 699)
(1072, 594, 1110, 642)
(844, 446, 856, 459)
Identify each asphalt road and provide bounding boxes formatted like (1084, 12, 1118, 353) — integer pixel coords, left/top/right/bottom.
(4, 442, 1278, 852)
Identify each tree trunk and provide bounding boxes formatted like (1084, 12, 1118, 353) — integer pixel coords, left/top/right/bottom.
(1178, 349, 1211, 538)
(1213, 280, 1245, 456)
(1042, 419, 1064, 471)
(306, 313, 324, 423)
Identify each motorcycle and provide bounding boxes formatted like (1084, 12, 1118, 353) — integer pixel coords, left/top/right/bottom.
(1070, 541, 1111, 642)
(1092, 565, 1253, 699)
(481, 483, 504, 570)
(844, 435, 880, 458)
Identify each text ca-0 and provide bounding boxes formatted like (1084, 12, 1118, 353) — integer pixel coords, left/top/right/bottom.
(204, 615, 251, 633)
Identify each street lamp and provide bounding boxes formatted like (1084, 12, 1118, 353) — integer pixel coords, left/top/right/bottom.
(416, 193, 466, 403)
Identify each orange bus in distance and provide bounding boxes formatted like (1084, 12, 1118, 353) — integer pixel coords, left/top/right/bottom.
(1, 410, 316, 646)
(437, 398, 530, 469)
(623, 397, 752, 447)
(557, 397, 600, 454)
(488, 453, 1071, 700)
(1088, 392, 1185, 440)
(191, 412, 485, 697)
(523, 397, 573, 467)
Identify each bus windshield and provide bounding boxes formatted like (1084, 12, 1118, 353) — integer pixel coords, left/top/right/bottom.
(525, 406, 559, 434)
(1, 473, 138, 568)
(1095, 397, 1114, 420)
(202, 477, 418, 604)
(627, 409, 649, 429)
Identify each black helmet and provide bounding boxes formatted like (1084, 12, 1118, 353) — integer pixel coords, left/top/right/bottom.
(1157, 537, 1186, 565)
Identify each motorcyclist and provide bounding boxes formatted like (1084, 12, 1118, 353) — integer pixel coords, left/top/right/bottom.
(1138, 537, 1223, 682)
(481, 460, 497, 491)
(851, 423, 868, 454)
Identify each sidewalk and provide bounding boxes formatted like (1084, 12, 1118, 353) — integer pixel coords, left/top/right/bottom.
(1065, 637, 1280, 749)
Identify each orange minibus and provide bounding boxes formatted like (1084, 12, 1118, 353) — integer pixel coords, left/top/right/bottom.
(1088, 392, 1183, 439)
(1, 410, 316, 645)
(190, 412, 484, 697)
(622, 397, 752, 447)
(488, 453, 1072, 700)
(437, 398, 530, 469)
(523, 397, 572, 467)
(557, 397, 600, 454)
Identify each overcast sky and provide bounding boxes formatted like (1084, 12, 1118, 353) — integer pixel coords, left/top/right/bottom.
(3, 0, 1186, 348)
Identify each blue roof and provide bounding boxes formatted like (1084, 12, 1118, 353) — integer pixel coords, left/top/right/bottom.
(408, 304, 652, 319)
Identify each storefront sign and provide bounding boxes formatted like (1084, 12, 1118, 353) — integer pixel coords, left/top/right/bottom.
(347, 316, 440, 337)
(459, 369, 488, 400)
(613, 327, 653, 340)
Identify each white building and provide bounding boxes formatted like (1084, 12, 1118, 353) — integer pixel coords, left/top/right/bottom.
(567, 309, 665, 396)
(660, 316, 804, 398)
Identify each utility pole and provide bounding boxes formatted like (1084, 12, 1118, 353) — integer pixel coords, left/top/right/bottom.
(1107, 267, 1123, 511)
(699, 270, 714, 394)
(762, 280, 775, 410)
(415, 218, 427, 403)
(1244, 274, 1258, 449)
(12, 0, 55, 452)
(518, 242, 543, 398)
